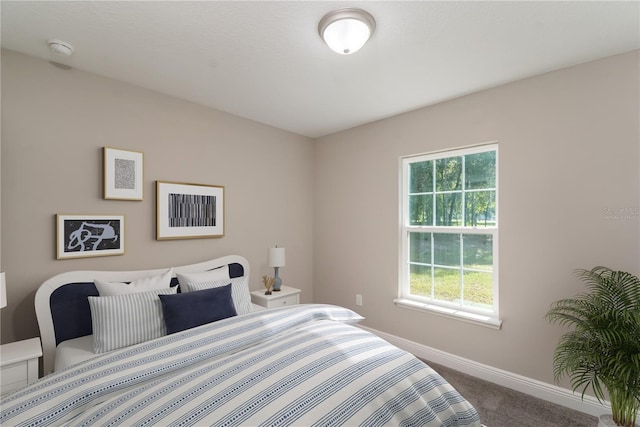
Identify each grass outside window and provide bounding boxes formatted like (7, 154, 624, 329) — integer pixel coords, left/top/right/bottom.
(410, 267, 493, 309)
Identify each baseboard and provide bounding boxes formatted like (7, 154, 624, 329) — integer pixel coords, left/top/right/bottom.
(359, 325, 610, 418)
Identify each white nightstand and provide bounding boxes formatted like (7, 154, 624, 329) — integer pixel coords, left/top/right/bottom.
(1, 337, 42, 396)
(251, 286, 301, 309)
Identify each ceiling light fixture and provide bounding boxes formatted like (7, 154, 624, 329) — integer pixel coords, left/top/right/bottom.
(318, 8, 376, 55)
(47, 39, 74, 57)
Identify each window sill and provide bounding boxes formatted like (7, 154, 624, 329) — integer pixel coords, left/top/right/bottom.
(394, 298, 502, 330)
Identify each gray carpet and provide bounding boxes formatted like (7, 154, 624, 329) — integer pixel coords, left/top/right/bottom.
(424, 360, 599, 427)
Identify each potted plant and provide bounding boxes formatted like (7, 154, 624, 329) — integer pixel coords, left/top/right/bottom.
(546, 267, 640, 427)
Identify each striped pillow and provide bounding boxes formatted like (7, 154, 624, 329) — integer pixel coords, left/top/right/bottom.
(88, 288, 177, 354)
(180, 276, 252, 315)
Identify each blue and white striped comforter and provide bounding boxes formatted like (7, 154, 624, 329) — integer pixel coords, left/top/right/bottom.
(1, 304, 480, 427)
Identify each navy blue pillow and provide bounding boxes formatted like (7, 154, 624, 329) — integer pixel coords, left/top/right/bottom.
(159, 284, 237, 334)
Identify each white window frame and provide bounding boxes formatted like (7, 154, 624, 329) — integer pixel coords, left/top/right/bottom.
(396, 143, 501, 329)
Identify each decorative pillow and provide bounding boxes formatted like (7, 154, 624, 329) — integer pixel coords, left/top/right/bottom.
(159, 284, 237, 335)
(95, 268, 174, 296)
(175, 266, 229, 287)
(88, 287, 177, 353)
(180, 276, 252, 315)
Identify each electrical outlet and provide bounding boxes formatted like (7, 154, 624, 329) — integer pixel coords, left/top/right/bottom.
(356, 294, 363, 306)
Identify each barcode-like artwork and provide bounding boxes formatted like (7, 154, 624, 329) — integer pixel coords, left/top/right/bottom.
(168, 193, 216, 227)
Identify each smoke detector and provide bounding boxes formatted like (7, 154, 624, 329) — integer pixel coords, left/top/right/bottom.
(47, 39, 74, 56)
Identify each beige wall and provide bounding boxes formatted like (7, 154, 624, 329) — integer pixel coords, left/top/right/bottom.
(314, 50, 640, 387)
(2, 47, 639, 391)
(1, 49, 315, 343)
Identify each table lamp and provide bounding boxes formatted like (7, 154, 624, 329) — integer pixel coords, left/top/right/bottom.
(268, 247, 286, 291)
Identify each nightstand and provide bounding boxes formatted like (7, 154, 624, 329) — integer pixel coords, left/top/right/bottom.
(251, 285, 301, 309)
(1, 337, 42, 396)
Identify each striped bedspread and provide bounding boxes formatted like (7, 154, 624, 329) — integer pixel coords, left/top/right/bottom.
(1, 304, 480, 427)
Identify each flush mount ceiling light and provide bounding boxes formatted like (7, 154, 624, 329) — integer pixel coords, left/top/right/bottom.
(318, 8, 376, 55)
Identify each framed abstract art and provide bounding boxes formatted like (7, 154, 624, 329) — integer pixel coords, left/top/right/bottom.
(156, 181, 225, 240)
(56, 214, 125, 259)
(103, 147, 143, 200)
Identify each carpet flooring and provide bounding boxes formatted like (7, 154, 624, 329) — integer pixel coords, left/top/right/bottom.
(424, 360, 599, 427)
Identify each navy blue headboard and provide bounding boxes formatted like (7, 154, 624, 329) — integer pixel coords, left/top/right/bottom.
(49, 263, 245, 345)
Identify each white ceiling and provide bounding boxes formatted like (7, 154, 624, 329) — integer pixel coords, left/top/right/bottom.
(2, 1, 639, 138)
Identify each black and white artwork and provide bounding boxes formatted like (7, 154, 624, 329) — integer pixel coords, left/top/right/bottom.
(57, 214, 125, 259)
(103, 147, 143, 200)
(156, 181, 224, 240)
(168, 193, 217, 227)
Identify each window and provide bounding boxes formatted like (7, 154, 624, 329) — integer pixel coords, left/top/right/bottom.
(397, 144, 501, 328)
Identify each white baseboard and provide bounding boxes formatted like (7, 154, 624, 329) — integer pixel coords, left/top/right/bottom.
(359, 325, 610, 418)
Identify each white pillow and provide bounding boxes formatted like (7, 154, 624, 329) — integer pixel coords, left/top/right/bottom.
(95, 268, 174, 296)
(181, 276, 252, 315)
(88, 287, 177, 353)
(176, 266, 229, 287)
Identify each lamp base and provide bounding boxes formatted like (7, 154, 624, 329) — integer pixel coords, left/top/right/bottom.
(273, 267, 282, 291)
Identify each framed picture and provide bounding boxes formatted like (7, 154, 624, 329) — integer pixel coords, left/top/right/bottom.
(103, 147, 143, 200)
(56, 214, 125, 259)
(156, 181, 224, 240)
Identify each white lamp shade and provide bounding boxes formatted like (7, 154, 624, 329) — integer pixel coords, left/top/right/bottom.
(322, 18, 371, 55)
(0, 272, 6, 309)
(268, 247, 286, 268)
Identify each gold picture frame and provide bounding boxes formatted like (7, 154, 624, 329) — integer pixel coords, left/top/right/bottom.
(56, 214, 125, 259)
(156, 181, 224, 240)
(103, 147, 144, 200)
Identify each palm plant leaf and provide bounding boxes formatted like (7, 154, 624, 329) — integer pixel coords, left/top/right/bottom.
(546, 267, 640, 427)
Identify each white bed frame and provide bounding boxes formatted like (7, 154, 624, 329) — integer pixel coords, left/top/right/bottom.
(34, 255, 250, 376)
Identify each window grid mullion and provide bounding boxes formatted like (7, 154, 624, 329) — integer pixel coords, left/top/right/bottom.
(430, 232, 435, 300)
(459, 233, 464, 305)
(430, 160, 435, 300)
(460, 155, 466, 303)
(431, 159, 436, 227)
(461, 155, 466, 228)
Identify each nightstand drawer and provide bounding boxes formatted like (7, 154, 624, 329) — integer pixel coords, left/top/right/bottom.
(265, 293, 299, 308)
(1, 379, 28, 395)
(250, 286, 301, 309)
(1, 362, 28, 386)
(0, 337, 42, 396)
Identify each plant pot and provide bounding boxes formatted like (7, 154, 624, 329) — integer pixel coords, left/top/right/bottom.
(599, 415, 615, 427)
(599, 414, 640, 427)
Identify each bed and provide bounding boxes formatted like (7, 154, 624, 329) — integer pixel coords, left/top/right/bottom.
(1, 255, 481, 426)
